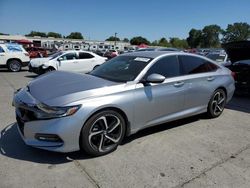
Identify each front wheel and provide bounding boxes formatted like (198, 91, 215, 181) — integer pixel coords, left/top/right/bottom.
(44, 67, 55, 73)
(80, 110, 126, 156)
(207, 89, 227, 118)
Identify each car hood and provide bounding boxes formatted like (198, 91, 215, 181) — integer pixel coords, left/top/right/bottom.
(222, 41, 250, 63)
(30, 57, 51, 67)
(28, 71, 121, 106)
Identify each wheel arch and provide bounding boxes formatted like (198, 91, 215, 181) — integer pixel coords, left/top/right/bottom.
(216, 86, 227, 98)
(79, 106, 131, 149)
(7, 58, 22, 65)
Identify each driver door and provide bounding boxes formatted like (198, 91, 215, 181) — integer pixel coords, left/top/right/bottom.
(58, 52, 78, 71)
(133, 55, 187, 131)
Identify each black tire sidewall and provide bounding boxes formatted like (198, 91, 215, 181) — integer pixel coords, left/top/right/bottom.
(80, 110, 126, 156)
(8, 60, 21, 72)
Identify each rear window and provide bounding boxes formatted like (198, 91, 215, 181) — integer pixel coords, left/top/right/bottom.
(79, 52, 94, 59)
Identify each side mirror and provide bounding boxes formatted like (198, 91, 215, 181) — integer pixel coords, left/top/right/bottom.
(57, 57, 64, 61)
(141, 73, 166, 84)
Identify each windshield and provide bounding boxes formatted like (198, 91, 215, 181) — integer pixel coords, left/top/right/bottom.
(49, 51, 64, 60)
(206, 54, 226, 62)
(90, 56, 152, 82)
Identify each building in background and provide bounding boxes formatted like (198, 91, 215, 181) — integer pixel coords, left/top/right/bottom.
(0, 34, 132, 52)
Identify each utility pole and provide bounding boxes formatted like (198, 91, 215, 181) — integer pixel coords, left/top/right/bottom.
(114, 32, 117, 47)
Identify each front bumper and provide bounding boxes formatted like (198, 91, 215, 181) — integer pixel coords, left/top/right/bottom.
(21, 61, 30, 67)
(13, 89, 82, 153)
(28, 64, 45, 74)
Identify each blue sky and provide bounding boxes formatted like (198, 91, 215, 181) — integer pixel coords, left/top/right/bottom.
(0, 0, 249, 41)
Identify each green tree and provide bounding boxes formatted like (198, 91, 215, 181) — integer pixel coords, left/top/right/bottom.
(130, 36, 150, 45)
(26, 31, 47, 37)
(169, 37, 188, 49)
(105, 36, 120, 41)
(123, 38, 129, 43)
(47, 32, 62, 38)
(158, 37, 170, 47)
(187, 29, 202, 48)
(0, 32, 9, 35)
(200, 25, 222, 48)
(151, 40, 159, 46)
(66, 32, 84, 39)
(222, 22, 250, 43)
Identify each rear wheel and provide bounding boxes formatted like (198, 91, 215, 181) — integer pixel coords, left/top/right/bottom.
(207, 89, 226, 118)
(7, 60, 22, 72)
(80, 110, 126, 156)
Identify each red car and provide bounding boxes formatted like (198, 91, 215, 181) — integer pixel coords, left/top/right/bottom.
(26, 47, 48, 58)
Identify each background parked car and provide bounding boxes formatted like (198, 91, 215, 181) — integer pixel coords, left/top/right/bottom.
(104, 50, 119, 59)
(206, 52, 230, 66)
(136, 47, 180, 52)
(0, 43, 30, 72)
(29, 50, 107, 74)
(26, 46, 48, 58)
(222, 40, 250, 95)
(227, 60, 250, 95)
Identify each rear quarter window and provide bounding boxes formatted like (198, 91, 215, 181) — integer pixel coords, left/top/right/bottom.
(179, 55, 218, 75)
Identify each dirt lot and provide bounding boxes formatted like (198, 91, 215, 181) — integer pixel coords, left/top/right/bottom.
(0, 68, 250, 188)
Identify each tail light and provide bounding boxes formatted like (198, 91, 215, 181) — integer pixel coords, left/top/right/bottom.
(231, 71, 236, 80)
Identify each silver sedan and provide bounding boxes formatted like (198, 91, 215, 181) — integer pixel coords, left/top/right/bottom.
(13, 51, 235, 156)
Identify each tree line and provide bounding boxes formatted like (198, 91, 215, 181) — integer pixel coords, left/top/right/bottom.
(22, 22, 250, 49)
(25, 31, 83, 39)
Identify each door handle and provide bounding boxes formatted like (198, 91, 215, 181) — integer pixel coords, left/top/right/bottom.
(207, 76, 215, 81)
(0, 54, 4, 56)
(174, 81, 184, 87)
(73, 61, 78, 63)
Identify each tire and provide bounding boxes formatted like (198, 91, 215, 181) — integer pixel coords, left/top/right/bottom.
(45, 67, 55, 73)
(207, 89, 227, 118)
(7, 60, 22, 72)
(80, 110, 126, 156)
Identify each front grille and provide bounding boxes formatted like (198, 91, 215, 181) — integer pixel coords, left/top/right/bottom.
(16, 107, 37, 136)
(16, 115, 24, 135)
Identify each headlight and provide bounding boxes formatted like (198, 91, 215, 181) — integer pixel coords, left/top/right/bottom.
(35, 103, 81, 119)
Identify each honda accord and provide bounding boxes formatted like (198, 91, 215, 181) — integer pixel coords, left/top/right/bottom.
(13, 51, 235, 156)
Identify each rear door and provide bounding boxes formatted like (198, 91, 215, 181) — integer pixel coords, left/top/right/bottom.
(77, 52, 96, 72)
(178, 55, 220, 110)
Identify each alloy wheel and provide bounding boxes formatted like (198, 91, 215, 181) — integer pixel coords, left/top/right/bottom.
(210, 90, 226, 116)
(88, 114, 123, 152)
(9, 61, 21, 72)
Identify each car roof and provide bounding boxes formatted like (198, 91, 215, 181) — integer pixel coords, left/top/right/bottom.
(62, 50, 92, 53)
(120, 51, 184, 58)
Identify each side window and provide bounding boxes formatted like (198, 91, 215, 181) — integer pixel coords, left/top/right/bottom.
(0, 46, 5, 53)
(60, 53, 77, 61)
(179, 55, 218, 75)
(79, 52, 94, 59)
(145, 55, 179, 78)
